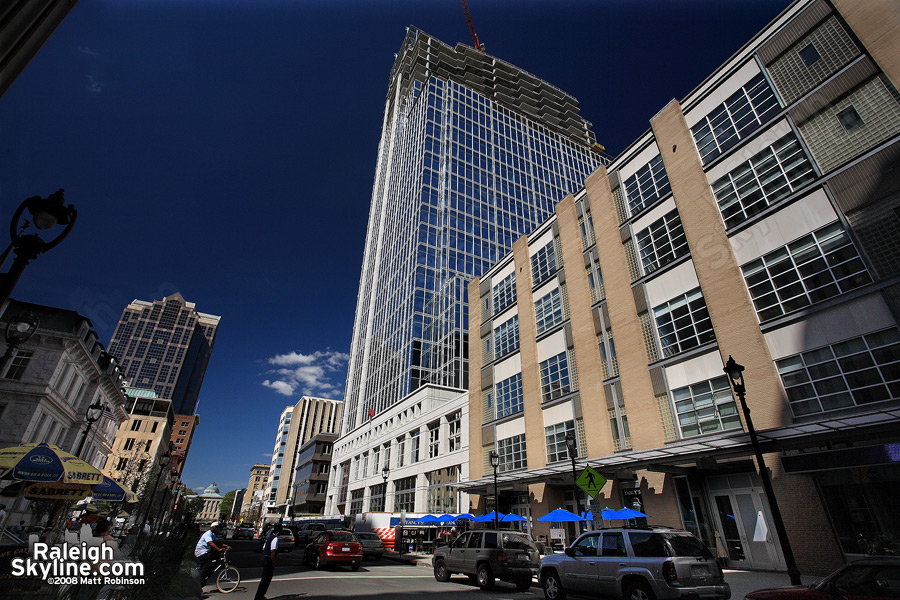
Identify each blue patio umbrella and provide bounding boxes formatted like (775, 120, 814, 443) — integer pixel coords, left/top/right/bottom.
(601, 507, 647, 520)
(436, 514, 457, 523)
(500, 513, 527, 522)
(581, 510, 593, 521)
(537, 508, 582, 522)
(417, 514, 440, 523)
(455, 514, 475, 520)
(474, 510, 505, 522)
(92, 475, 137, 503)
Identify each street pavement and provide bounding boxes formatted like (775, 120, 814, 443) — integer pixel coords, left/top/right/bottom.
(182, 539, 821, 600)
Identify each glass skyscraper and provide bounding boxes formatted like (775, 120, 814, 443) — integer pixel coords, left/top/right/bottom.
(342, 27, 602, 433)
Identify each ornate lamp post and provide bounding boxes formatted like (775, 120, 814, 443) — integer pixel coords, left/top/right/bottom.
(75, 401, 104, 458)
(0, 190, 77, 306)
(565, 432, 582, 533)
(381, 466, 389, 511)
(138, 448, 171, 537)
(489, 450, 500, 529)
(1, 313, 39, 376)
(723, 356, 801, 585)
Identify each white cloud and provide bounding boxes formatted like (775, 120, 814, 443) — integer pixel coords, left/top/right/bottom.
(79, 46, 101, 57)
(261, 349, 349, 399)
(86, 75, 104, 93)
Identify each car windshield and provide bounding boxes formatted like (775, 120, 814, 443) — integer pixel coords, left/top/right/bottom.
(663, 533, 713, 558)
(331, 532, 355, 542)
(357, 533, 378, 540)
(502, 533, 538, 551)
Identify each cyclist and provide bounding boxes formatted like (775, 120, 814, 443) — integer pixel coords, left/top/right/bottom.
(195, 521, 230, 587)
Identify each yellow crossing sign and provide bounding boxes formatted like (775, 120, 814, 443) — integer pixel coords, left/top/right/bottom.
(576, 465, 607, 498)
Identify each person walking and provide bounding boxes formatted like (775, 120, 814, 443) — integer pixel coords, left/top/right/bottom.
(195, 522, 229, 588)
(254, 523, 281, 600)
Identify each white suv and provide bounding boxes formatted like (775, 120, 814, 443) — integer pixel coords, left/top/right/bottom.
(539, 527, 730, 600)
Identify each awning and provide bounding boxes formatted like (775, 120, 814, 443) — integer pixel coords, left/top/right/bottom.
(456, 406, 900, 495)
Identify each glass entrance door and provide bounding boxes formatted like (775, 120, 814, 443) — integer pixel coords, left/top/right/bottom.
(714, 494, 748, 567)
(710, 473, 784, 571)
(734, 492, 779, 571)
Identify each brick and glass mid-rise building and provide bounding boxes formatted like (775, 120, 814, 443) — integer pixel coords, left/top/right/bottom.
(461, 0, 900, 574)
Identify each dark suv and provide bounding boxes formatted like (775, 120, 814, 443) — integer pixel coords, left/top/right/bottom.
(432, 529, 540, 591)
(539, 527, 730, 600)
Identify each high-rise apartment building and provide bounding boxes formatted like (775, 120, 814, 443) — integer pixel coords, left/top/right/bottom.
(462, 0, 900, 575)
(107, 293, 220, 415)
(240, 463, 269, 518)
(263, 396, 342, 517)
(341, 28, 603, 435)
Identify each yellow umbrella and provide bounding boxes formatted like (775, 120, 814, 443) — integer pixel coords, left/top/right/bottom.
(0, 442, 104, 485)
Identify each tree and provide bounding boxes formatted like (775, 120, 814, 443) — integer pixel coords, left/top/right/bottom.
(185, 496, 204, 522)
(218, 490, 236, 521)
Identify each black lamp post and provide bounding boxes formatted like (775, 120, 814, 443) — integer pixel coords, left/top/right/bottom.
(565, 432, 582, 534)
(489, 450, 500, 529)
(138, 448, 172, 538)
(0, 190, 77, 307)
(723, 355, 801, 585)
(75, 401, 104, 459)
(381, 466, 389, 511)
(1, 313, 39, 376)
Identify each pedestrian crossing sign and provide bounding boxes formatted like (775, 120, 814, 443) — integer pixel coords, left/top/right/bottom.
(576, 466, 607, 498)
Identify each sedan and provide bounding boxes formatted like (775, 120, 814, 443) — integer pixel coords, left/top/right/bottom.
(305, 530, 363, 571)
(232, 524, 256, 540)
(745, 557, 900, 600)
(354, 532, 385, 561)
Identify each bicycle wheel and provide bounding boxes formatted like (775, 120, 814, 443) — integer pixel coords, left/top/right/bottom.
(216, 566, 241, 594)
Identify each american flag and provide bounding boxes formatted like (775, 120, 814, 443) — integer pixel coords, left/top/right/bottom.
(101, 405, 115, 421)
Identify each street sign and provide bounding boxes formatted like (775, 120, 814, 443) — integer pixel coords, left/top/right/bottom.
(576, 465, 607, 498)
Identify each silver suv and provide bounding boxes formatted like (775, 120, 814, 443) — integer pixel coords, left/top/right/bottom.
(539, 527, 730, 600)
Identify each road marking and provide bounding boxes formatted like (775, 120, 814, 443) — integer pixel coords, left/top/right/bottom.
(240, 574, 435, 583)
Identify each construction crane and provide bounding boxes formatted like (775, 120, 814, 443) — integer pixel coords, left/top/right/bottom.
(460, 0, 485, 52)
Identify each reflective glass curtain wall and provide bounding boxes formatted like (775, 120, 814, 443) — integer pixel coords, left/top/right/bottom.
(343, 28, 601, 434)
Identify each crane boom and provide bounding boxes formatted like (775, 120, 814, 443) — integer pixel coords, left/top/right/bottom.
(460, 0, 484, 52)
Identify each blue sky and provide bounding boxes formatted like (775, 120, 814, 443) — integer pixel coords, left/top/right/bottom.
(0, 0, 788, 495)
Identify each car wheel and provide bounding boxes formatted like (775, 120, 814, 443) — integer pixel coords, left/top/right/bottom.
(434, 559, 451, 582)
(626, 581, 655, 600)
(542, 570, 566, 600)
(351, 562, 360, 572)
(515, 576, 532, 591)
(476, 563, 495, 590)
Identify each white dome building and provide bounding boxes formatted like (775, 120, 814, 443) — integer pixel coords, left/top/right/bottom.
(197, 482, 224, 523)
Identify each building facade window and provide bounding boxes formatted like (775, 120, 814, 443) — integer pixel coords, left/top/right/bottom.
(448, 411, 461, 452)
(493, 316, 520, 359)
(397, 436, 406, 467)
(349, 489, 364, 515)
(672, 376, 742, 438)
(539, 352, 572, 401)
(545, 420, 576, 463)
(599, 325, 618, 380)
(712, 134, 816, 228)
(393, 475, 417, 513)
(776, 328, 900, 417)
(691, 72, 780, 165)
(130, 420, 142, 431)
(409, 430, 420, 463)
(635, 208, 688, 274)
(535, 288, 565, 335)
(492, 273, 517, 314)
(653, 288, 715, 357)
(426, 466, 458, 514)
(123, 438, 135, 451)
(496, 372, 523, 418)
(3, 350, 33, 380)
(624, 154, 671, 216)
(369, 483, 386, 512)
(531, 241, 558, 286)
(496, 434, 527, 473)
(428, 421, 440, 458)
(742, 223, 871, 322)
(372, 447, 380, 475)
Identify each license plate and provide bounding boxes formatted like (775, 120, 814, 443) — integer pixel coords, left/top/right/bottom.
(691, 565, 710, 576)
(342, 547, 350, 552)
(517, 554, 528, 561)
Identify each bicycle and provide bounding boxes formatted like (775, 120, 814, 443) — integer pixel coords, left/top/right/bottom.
(210, 548, 241, 593)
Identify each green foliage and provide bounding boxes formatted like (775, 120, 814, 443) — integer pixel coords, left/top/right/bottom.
(218, 489, 236, 519)
(185, 496, 204, 519)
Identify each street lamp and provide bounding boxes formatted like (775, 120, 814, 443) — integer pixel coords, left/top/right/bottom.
(381, 465, 389, 512)
(565, 432, 582, 534)
(75, 400, 104, 459)
(0, 190, 77, 307)
(723, 356, 801, 585)
(138, 448, 172, 538)
(489, 450, 500, 530)
(1, 313, 39, 376)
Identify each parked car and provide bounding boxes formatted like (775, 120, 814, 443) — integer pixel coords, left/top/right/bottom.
(539, 527, 730, 600)
(432, 529, 539, 591)
(257, 525, 296, 553)
(294, 522, 329, 547)
(232, 524, 256, 540)
(304, 530, 363, 571)
(745, 557, 900, 600)
(354, 532, 385, 561)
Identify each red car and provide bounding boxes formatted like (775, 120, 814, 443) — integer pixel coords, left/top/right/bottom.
(746, 558, 900, 600)
(304, 530, 363, 571)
